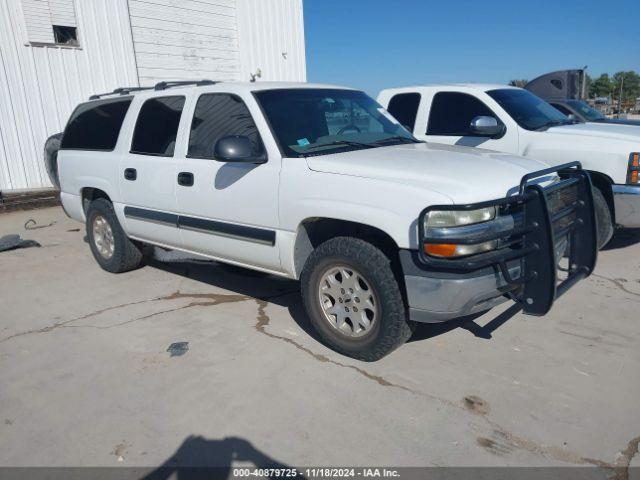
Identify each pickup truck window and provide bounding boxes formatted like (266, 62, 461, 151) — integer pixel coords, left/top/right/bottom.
(487, 89, 570, 131)
(566, 100, 605, 121)
(427, 92, 499, 136)
(131, 96, 185, 157)
(387, 93, 421, 131)
(188, 94, 264, 159)
(60, 98, 132, 151)
(254, 89, 417, 157)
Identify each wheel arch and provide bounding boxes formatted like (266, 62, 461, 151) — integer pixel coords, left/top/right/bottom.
(292, 217, 406, 294)
(81, 187, 112, 214)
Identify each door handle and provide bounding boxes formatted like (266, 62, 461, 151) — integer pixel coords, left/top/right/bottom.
(124, 168, 137, 181)
(178, 172, 194, 187)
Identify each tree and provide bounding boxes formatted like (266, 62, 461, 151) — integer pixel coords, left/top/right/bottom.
(612, 71, 640, 102)
(508, 79, 528, 88)
(590, 73, 613, 98)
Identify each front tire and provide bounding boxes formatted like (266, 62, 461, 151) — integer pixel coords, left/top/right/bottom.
(86, 198, 147, 273)
(301, 237, 413, 361)
(593, 187, 614, 249)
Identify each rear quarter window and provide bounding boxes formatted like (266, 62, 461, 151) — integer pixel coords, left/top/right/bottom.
(61, 98, 132, 151)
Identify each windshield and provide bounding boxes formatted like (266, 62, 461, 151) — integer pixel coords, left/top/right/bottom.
(566, 100, 606, 121)
(254, 89, 419, 157)
(487, 89, 571, 131)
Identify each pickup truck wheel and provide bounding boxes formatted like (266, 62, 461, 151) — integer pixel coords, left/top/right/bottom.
(593, 187, 613, 249)
(86, 198, 147, 273)
(301, 237, 413, 361)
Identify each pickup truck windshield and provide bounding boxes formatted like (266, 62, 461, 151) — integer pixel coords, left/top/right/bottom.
(487, 89, 573, 131)
(566, 100, 606, 121)
(254, 89, 419, 157)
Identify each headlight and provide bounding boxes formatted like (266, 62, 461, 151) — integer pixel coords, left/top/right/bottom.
(628, 152, 639, 184)
(425, 206, 496, 227)
(423, 207, 498, 258)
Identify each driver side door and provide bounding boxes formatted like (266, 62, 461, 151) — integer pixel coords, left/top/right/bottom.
(172, 92, 282, 273)
(422, 91, 519, 154)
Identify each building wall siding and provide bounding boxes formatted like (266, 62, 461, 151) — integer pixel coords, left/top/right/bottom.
(0, 0, 138, 191)
(128, 0, 242, 85)
(0, 0, 306, 192)
(237, 0, 306, 82)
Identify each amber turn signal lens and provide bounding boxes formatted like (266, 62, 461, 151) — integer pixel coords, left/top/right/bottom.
(632, 170, 639, 184)
(633, 153, 639, 168)
(424, 243, 458, 257)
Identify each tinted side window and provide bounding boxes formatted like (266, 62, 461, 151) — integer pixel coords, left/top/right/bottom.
(131, 96, 185, 156)
(551, 103, 572, 116)
(427, 92, 497, 136)
(387, 93, 421, 131)
(61, 98, 132, 150)
(188, 94, 263, 159)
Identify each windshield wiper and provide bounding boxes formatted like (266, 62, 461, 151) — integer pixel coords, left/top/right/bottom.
(371, 136, 423, 145)
(302, 140, 374, 153)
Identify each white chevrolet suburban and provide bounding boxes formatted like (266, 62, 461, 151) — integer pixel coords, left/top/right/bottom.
(378, 84, 640, 246)
(55, 81, 597, 360)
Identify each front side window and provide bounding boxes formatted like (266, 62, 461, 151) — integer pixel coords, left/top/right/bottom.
(487, 89, 570, 131)
(131, 96, 185, 157)
(61, 98, 132, 151)
(566, 100, 605, 121)
(387, 93, 421, 131)
(427, 92, 500, 136)
(188, 94, 263, 159)
(254, 89, 418, 157)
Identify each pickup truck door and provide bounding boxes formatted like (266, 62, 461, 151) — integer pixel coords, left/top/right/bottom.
(173, 92, 282, 272)
(416, 91, 519, 154)
(118, 95, 184, 246)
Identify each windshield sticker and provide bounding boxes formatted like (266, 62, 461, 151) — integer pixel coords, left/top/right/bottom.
(297, 138, 311, 146)
(377, 108, 399, 124)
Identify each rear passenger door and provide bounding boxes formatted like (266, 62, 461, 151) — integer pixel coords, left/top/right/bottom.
(118, 95, 185, 246)
(173, 92, 282, 272)
(423, 92, 518, 153)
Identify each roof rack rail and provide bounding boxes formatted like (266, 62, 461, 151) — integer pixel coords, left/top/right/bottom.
(89, 86, 154, 100)
(154, 80, 217, 91)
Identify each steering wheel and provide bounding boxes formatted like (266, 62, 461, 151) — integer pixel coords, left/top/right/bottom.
(337, 124, 361, 135)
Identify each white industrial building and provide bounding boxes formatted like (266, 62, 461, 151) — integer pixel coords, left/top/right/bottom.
(0, 0, 306, 193)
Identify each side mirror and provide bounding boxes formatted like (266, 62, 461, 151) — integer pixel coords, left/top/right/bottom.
(566, 114, 576, 121)
(469, 116, 505, 138)
(214, 135, 267, 164)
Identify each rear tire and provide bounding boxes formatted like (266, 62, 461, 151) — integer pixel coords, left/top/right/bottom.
(593, 187, 614, 249)
(86, 198, 147, 273)
(301, 237, 413, 361)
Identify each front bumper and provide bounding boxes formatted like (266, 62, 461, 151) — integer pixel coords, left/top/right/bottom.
(403, 162, 597, 323)
(613, 184, 640, 228)
(401, 251, 519, 323)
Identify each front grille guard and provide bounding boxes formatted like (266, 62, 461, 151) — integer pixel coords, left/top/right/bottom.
(418, 162, 598, 316)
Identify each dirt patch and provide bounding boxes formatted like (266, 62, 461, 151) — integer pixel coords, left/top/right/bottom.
(463, 396, 489, 415)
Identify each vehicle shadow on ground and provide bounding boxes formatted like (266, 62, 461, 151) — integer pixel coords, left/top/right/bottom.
(142, 435, 302, 480)
(602, 228, 640, 251)
(149, 254, 520, 348)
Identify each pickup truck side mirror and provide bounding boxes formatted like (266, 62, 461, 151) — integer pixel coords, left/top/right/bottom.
(469, 116, 506, 138)
(214, 135, 267, 164)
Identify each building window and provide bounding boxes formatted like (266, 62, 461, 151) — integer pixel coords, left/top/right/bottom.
(53, 25, 78, 46)
(22, 0, 79, 47)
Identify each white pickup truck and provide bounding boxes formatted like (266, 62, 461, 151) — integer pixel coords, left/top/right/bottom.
(55, 81, 597, 360)
(378, 84, 640, 246)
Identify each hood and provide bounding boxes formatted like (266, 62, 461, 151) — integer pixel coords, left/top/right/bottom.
(548, 122, 640, 141)
(305, 142, 553, 204)
(593, 118, 640, 127)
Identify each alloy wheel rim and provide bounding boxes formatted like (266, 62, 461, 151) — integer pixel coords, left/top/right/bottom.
(317, 265, 378, 338)
(92, 215, 115, 259)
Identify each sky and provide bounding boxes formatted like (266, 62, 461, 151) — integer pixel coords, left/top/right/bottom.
(302, 0, 640, 95)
